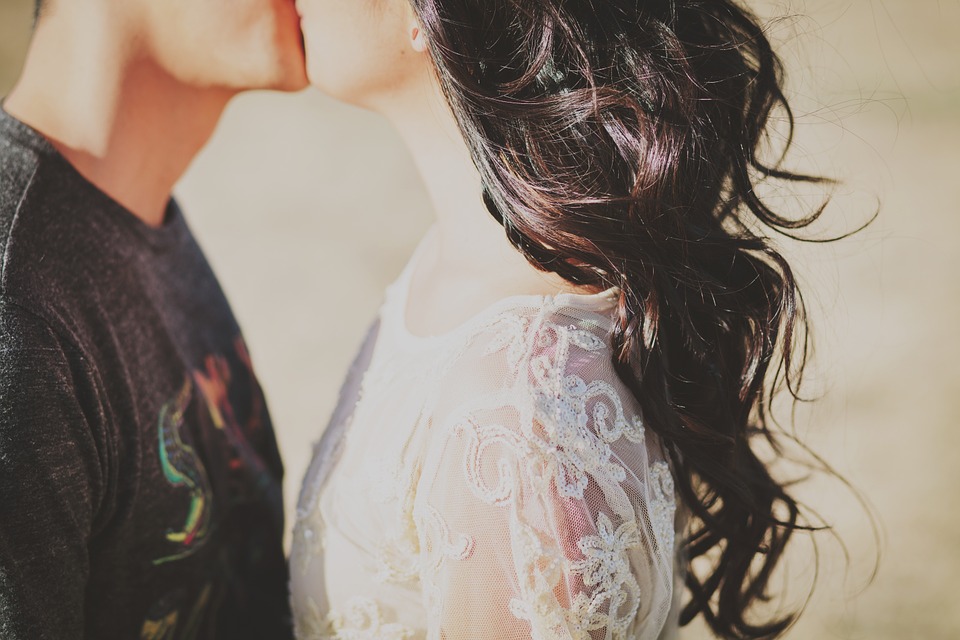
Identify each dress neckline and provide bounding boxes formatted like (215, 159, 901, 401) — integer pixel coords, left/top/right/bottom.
(384, 225, 621, 349)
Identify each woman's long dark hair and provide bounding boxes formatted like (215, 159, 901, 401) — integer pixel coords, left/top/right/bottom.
(408, 0, 847, 637)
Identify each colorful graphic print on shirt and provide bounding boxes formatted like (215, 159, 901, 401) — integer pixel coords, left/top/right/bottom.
(155, 379, 214, 564)
(152, 336, 276, 566)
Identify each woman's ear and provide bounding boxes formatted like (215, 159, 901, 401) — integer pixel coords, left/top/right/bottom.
(409, 20, 428, 53)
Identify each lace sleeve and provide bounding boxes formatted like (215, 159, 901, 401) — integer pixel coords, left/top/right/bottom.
(414, 306, 679, 640)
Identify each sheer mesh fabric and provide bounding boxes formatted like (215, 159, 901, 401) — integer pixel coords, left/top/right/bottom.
(290, 231, 682, 640)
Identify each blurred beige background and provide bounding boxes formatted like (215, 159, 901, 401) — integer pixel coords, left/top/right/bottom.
(2, 0, 957, 637)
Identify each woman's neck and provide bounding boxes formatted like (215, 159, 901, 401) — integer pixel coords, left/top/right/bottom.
(382, 83, 579, 300)
(388, 92, 515, 270)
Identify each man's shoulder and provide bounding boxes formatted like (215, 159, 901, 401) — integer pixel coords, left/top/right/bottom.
(0, 136, 118, 312)
(0, 293, 76, 357)
(0, 129, 45, 260)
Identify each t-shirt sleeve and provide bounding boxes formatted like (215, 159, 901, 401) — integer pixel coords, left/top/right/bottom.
(0, 298, 107, 639)
(413, 309, 679, 640)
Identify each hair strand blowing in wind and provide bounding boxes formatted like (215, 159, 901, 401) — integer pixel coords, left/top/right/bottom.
(409, 0, 849, 636)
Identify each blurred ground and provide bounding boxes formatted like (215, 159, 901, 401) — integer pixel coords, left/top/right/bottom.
(2, 0, 958, 638)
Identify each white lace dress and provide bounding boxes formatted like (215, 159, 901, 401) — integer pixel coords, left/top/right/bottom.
(290, 229, 683, 640)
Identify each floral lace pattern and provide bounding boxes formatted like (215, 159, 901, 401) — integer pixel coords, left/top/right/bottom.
(290, 282, 679, 640)
(370, 455, 423, 584)
(418, 310, 678, 639)
(506, 517, 570, 639)
(480, 318, 649, 500)
(294, 596, 416, 640)
(568, 513, 642, 638)
(648, 461, 677, 558)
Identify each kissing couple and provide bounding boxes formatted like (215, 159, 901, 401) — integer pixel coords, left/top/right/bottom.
(0, 0, 837, 638)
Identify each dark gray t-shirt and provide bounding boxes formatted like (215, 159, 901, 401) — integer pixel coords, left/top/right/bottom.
(0, 108, 292, 639)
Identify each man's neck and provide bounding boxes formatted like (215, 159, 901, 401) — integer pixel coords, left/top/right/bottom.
(4, 8, 233, 227)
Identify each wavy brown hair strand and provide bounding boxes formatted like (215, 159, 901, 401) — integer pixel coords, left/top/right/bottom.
(409, 0, 847, 637)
